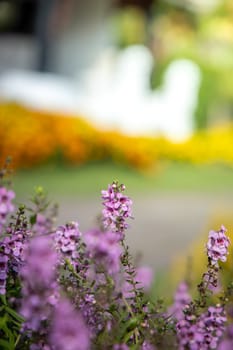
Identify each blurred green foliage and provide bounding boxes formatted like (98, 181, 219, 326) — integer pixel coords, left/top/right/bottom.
(112, 0, 233, 130)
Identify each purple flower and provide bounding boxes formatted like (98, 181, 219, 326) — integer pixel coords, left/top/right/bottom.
(0, 187, 15, 211)
(218, 324, 233, 350)
(0, 187, 15, 231)
(199, 305, 226, 349)
(218, 339, 233, 350)
(50, 299, 90, 350)
(141, 341, 156, 350)
(33, 213, 53, 235)
(176, 304, 226, 349)
(177, 319, 204, 350)
(0, 225, 29, 294)
(168, 281, 191, 321)
(113, 345, 129, 350)
(78, 292, 105, 336)
(101, 182, 132, 239)
(206, 225, 230, 264)
(134, 266, 154, 291)
(20, 235, 59, 332)
(0, 254, 8, 294)
(30, 344, 51, 350)
(54, 221, 81, 266)
(84, 228, 122, 275)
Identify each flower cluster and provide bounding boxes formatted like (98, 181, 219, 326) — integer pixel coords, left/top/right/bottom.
(1, 176, 233, 350)
(177, 304, 226, 350)
(168, 281, 191, 321)
(0, 203, 28, 294)
(0, 103, 157, 170)
(0, 187, 15, 232)
(218, 325, 233, 350)
(54, 221, 81, 266)
(101, 181, 132, 239)
(33, 213, 53, 235)
(0, 254, 8, 294)
(20, 235, 59, 332)
(50, 299, 90, 350)
(206, 225, 230, 265)
(84, 228, 122, 275)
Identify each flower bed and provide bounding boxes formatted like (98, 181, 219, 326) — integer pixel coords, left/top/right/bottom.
(0, 103, 157, 170)
(2, 103, 233, 172)
(1, 162, 233, 349)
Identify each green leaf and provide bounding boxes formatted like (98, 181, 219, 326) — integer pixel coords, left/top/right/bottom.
(4, 306, 24, 323)
(0, 294, 7, 305)
(29, 214, 37, 225)
(0, 339, 13, 350)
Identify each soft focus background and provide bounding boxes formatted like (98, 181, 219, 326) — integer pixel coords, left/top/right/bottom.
(1, 0, 233, 289)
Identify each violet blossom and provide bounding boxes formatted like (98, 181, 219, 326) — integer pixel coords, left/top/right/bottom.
(54, 221, 81, 266)
(50, 298, 90, 350)
(20, 235, 59, 332)
(0, 187, 15, 232)
(33, 213, 53, 235)
(0, 226, 29, 294)
(141, 341, 156, 350)
(199, 305, 226, 349)
(206, 225, 230, 265)
(101, 182, 132, 239)
(168, 281, 191, 321)
(84, 228, 122, 275)
(0, 253, 8, 294)
(176, 304, 226, 349)
(113, 345, 129, 350)
(218, 324, 233, 350)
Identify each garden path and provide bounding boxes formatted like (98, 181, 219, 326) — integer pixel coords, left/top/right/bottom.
(57, 193, 233, 271)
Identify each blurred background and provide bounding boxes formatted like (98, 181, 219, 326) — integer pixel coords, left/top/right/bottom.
(1, 0, 233, 285)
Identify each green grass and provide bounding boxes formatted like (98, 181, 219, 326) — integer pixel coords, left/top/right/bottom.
(12, 161, 233, 199)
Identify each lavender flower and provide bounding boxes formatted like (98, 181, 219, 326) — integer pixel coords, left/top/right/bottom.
(20, 235, 59, 332)
(101, 181, 132, 239)
(30, 343, 51, 350)
(0, 253, 8, 294)
(113, 345, 129, 350)
(84, 228, 122, 275)
(168, 281, 191, 321)
(50, 299, 90, 350)
(199, 305, 226, 349)
(54, 221, 81, 266)
(3, 230, 26, 267)
(141, 341, 156, 350)
(0, 187, 15, 232)
(177, 318, 204, 350)
(33, 213, 53, 235)
(218, 324, 233, 350)
(206, 225, 230, 265)
(0, 226, 28, 294)
(176, 304, 226, 349)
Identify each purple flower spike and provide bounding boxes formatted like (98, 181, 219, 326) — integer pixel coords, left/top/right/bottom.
(206, 225, 230, 265)
(177, 304, 226, 349)
(102, 181, 132, 239)
(168, 281, 191, 321)
(50, 299, 90, 350)
(0, 254, 8, 294)
(20, 235, 59, 332)
(84, 228, 122, 275)
(0, 187, 15, 231)
(54, 221, 81, 266)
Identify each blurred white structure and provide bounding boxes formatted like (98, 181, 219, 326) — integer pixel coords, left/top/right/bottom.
(0, 45, 201, 141)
